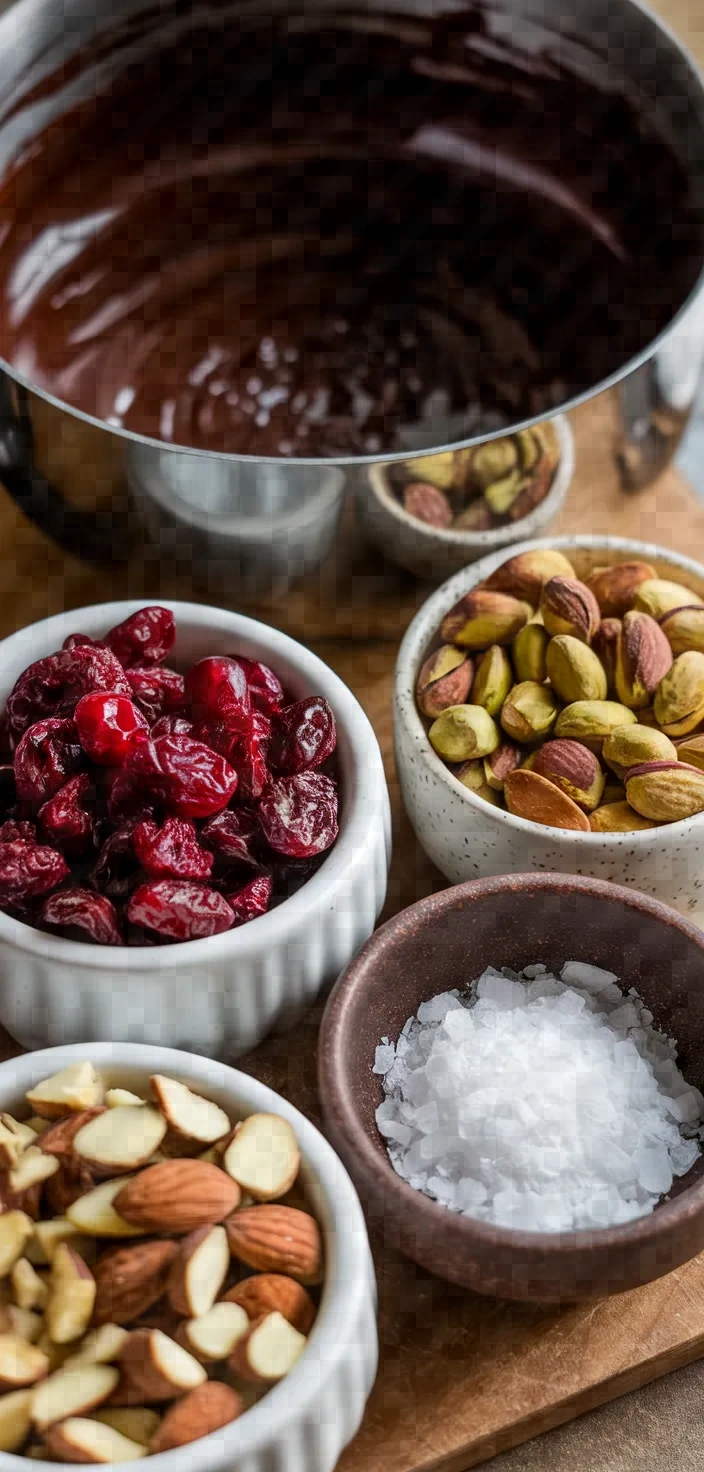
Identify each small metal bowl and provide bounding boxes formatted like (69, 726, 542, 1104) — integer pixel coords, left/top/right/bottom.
(354, 415, 573, 579)
(319, 873, 704, 1303)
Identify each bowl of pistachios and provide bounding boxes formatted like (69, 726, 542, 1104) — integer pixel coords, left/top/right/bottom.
(394, 536, 704, 923)
(356, 417, 573, 579)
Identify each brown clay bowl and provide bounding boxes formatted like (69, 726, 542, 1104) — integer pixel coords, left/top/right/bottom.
(318, 873, 704, 1303)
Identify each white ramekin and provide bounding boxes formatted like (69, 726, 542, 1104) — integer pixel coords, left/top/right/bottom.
(394, 535, 704, 925)
(0, 1042, 378, 1472)
(0, 601, 391, 1054)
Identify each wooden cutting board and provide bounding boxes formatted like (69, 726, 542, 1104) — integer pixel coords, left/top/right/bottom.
(2, 390, 704, 1470)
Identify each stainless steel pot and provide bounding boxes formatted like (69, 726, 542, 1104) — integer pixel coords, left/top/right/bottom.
(0, 0, 702, 594)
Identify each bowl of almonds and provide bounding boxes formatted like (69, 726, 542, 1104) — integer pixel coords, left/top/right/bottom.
(0, 1043, 377, 1469)
(394, 536, 704, 921)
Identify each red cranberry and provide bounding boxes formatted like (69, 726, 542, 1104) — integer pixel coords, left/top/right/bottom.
(150, 714, 193, 739)
(0, 839, 69, 902)
(14, 718, 84, 810)
(126, 666, 186, 725)
(201, 808, 262, 868)
(61, 644, 132, 704)
(105, 606, 176, 667)
(132, 817, 214, 881)
(62, 634, 97, 651)
(126, 735, 238, 819)
(38, 773, 94, 856)
(258, 772, 339, 858)
(127, 879, 234, 941)
(190, 719, 237, 762)
(234, 712, 271, 800)
(74, 692, 149, 767)
(269, 697, 336, 774)
(185, 657, 251, 732)
(107, 770, 155, 826)
(40, 888, 123, 945)
(235, 658, 284, 716)
(226, 873, 273, 927)
(6, 654, 68, 743)
(91, 821, 142, 898)
(0, 820, 36, 843)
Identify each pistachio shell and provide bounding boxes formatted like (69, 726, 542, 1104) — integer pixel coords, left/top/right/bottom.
(500, 682, 559, 744)
(614, 611, 673, 709)
(512, 623, 550, 684)
(554, 700, 637, 753)
(403, 452, 456, 490)
(428, 705, 500, 762)
(539, 577, 600, 644)
(602, 724, 678, 781)
(503, 769, 591, 831)
(454, 760, 502, 805)
(545, 636, 607, 704)
(483, 742, 521, 791)
(483, 469, 524, 517)
(625, 760, 704, 822)
(659, 605, 704, 656)
(481, 549, 576, 606)
(675, 734, 704, 771)
(653, 651, 704, 736)
(416, 646, 474, 718)
(592, 619, 621, 694)
(634, 579, 704, 620)
(470, 646, 513, 717)
(589, 802, 659, 833)
(471, 439, 518, 490)
(532, 739, 605, 811)
(586, 562, 656, 618)
(440, 591, 528, 650)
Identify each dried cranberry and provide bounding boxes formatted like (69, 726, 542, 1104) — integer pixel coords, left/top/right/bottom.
(61, 644, 132, 704)
(91, 821, 142, 898)
(127, 879, 234, 941)
(62, 634, 97, 651)
(0, 839, 68, 902)
(107, 770, 155, 826)
(234, 712, 271, 800)
(126, 735, 238, 819)
(185, 657, 251, 732)
(201, 807, 263, 868)
(151, 714, 193, 739)
(6, 654, 68, 742)
(190, 719, 238, 762)
(14, 718, 84, 810)
(226, 873, 273, 927)
(0, 820, 36, 843)
(105, 606, 176, 667)
(126, 666, 186, 725)
(132, 817, 214, 881)
(38, 773, 94, 856)
(40, 888, 123, 945)
(75, 692, 149, 766)
(258, 772, 339, 858)
(236, 658, 284, 716)
(269, 697, 336, 774)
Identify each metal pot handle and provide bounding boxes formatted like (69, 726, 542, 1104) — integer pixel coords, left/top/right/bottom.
(0, 372, 130, 562)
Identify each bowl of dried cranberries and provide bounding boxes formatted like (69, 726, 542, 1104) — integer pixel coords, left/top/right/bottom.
(0, 602, 390, 1055)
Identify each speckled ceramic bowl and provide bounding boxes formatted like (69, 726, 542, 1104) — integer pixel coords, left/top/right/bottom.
(393, 536, 704, 924)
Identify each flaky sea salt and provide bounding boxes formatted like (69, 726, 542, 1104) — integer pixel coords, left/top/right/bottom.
(375, 962, 704, 1232)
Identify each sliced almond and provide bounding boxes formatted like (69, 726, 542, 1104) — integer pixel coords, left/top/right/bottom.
(223, 1114, 300, 1202)
(66, 1178, 143, 1239)
(0, 1386, 33, 1452)
(166, 1225, 229, 1319)
(105, 1091, 147, 1110)
(45, 1164, 97, 1219)
(73, 1108, 166, 1174)
(7, 1308, 43, 1344)
(8, 1147, 59, 1195)
(30, 1219, 93, 1266)
(223, 1274, 316, 1333)
(179, 1303, 249, 1363)
(228, 1311, 306, 1385)
(118, 1329, 206, 1403)
(12, 1259, 49, 1313)
(151, 1076, 230, 1145)
(0, 1333, 48, 1389)
(65, 1325, 129, 1369)
(48, 1415, 147, 1463)
(0, 1122, 28, 1170)
(1, 1117, 40, 1149)
(31, 1363, 119, 1430)
(35, 1333, 75, 1375)
(150, 1382, 242, 1453)
(225, 1205, 323, 1284)
(25, 1119, 50, 1137)
(27, 1066, 104, 1121)
(93, 1241, 179, 1327)
(38, 1109, 105, 1166)
(47, 1244, 96, 1345)
(93, 1407, 160, 1445)
(0, 1212, 34, 1277)
(114, 1160, 240, 1234)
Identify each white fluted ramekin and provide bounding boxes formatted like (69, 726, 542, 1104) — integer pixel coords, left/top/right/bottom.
(0, 601, 391, 1054)
(0, 1042, 378, 1472)
(394, 536, 704, 924)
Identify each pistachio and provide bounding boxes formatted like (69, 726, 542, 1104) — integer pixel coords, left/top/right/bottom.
(659, 605, 704, 656)
(481, 549, 576, 606)
(614, 610, 673, 709)
(505, 455, 555, 523)
(602, 724, 678, 781)
(512, 622, 549, 684)
(545, 636, 607, 704)
(483, 470, 525, 517)
(636, 707, 659, 728)
(625, 760, 704, 822)
(516, 428, 541, 472)
(532, 739, 605, 811)
(602, 780, 627, 805)
(454, 759, 502, 806)
(483, 741, 521, 791)
(653, 651, 704, 735)
(453, 501, 494, 533)
(592, 618, 621, 693)
(585, 561, 656, 618)
(675, 734, 704, 771)
(428, 705, 500, 762)
(634, 579, 704, 620)
(403, 452, 456, 491)
(554, 700, 637, 753)
(470, 646, 513, 716)
(500, 681, 559, 744)
(539, 577, 600, 644)
(416, 646, 474, 718)
(589, 802, 659, 833)
(440, 590, 528, 649)
(503, 769, 591, 831)
(403, 483, 453, 528)
(471, 439, 518, 490)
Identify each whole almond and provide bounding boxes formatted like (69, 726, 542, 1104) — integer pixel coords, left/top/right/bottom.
(93, 1239, 179, 1326)
(586, 561, 656, 617)
(114, 1161, 240, 1234)
(150, 1381, 243, 1453)
(615, 610, 673, 709)
(539, 577, 600, 644)
(225, 1206, 323, 1285)
(222, 1274, 316, 1334)
(481, 549, 576, 605)
(503, 769, 591, 831)
(531, 740, 605, 811)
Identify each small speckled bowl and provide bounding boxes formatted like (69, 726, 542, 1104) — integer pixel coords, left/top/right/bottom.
(355, 416, 573, 579)
(393, 535, 704, 924)
(319, 873, 704, 1302)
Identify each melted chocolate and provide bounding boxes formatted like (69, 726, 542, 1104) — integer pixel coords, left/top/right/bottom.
(0, 4, 699, 456)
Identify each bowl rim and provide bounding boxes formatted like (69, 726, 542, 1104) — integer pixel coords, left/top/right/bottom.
(0, 1041, 374, 1472)
(394, 533, 704, 845)
(319, 870, 704, 1255)
(0, 598, 388, 965)
(365, 415, 574, 551)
